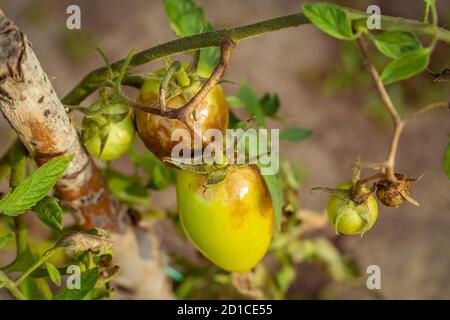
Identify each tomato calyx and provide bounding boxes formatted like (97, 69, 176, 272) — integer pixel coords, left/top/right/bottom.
(163, 154, 230, 190)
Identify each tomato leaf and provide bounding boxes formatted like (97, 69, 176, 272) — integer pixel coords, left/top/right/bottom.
(31, 196, 63, 231)
(381, 48, 431, 85)
(104, 168, 150, 206)
(301, 3, 354, 40)
(444, 142, 450, 180)
(54, 267, 99, 300)
(163, 0, 219, 72)
(237, 82, 266, 127)
(129, 147, 176, 190)
(259, 170, 283, 229)
(260, 93, 280, 117)
(45, 262, 61, 286)
(0, 232, 13, 250)
(226, 96, 244, 108)
(373, 31, 422, 59)
(280, 128, 313, 141)
(0, 156, 73, 216)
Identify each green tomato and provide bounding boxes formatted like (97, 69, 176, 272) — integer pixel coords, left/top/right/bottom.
(82, 103, 135, 161)
(327, 181, 378, 235)
(176, 165, 274, 272)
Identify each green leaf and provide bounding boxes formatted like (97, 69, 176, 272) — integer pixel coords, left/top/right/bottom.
(32, 196, 63, 231)
(104, 168, 150, 206)
(301, 3, 354, 40)
(260, 93, 280, 117)
(226, 96, 244, 108)
(163, 0, 219, 72)
(237, 82, 266, 127)
(54, 267, 99, 300)
(0, 232, 13, 250)
(129, 147, 176, 190)
(0, 155, 73, 216)
(444, 142, 450, 180)
(280, 128, 313, 141)
(381, 48, 431, 85)
(45, 262, 61, 286)
(259, 170, 283, 229)
(373, 32, 422, 59)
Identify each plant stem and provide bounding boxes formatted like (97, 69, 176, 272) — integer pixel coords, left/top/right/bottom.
(14, 250, 55, 287)
(356, 37, 405, 182)
(0, 270, 25, 300)
(62, 9, 450, 106)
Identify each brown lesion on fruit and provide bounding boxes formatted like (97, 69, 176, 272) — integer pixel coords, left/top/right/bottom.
(375, 173, 421, 208)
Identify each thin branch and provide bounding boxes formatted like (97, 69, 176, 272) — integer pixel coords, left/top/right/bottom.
(357, 37, 406, 182)
(357, 38, 402, 125)
(62, 10, 450, 106)
(406, 101, 449, 121)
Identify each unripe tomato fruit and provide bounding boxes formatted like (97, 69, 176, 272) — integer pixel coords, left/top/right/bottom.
(135, 70, 229, 160)
(176, 165, 274, 272)
(82, 102, 135, 161)
(327, 181, 378, 235)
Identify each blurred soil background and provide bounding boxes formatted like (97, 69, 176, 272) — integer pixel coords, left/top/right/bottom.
(0, 0, 449, 299)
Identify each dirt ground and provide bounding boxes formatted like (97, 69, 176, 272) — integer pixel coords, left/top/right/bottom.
(1, 0, 449, 299)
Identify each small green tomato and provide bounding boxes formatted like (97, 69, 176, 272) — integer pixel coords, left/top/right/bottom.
(82, 102, 135, 161)
(327, 181, 378, 235)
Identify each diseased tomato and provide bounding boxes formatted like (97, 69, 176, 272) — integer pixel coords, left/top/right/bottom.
(327, 181, 378, 235)
(82, 102, 135, 161)
(135, 67, 229, 160)
(176, 165, 274, 272)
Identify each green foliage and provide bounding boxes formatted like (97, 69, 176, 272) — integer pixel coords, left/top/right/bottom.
(373, 31, 422, 59)
(381, 48, 431, 85)
(444, 142, 450, 179)
(301, 3, 354, 40)
(45, 262, 61, 286)
(32, 196, 63, 231)
(104, 168, 150, 207)
(259, 171, 282, 229)
(280, 128, 313, 141)
(0, 156, 72, 216)
(260, 94, 280, 117)
(163, 0, 219, 72)
(54, 267, 99, 300)
(235, 82, 266, 127)
(129, 147, 176, 190)
(0, 232, 13, 250)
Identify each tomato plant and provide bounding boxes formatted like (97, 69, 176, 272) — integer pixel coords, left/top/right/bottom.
(0, 0, 449, 302)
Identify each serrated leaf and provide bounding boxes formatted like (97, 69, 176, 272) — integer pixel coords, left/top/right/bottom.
(45, 262, 61, 286)
(0, 232, 13, 250)
(373, 31, 422, 59)
(302, 3, 354, 40)
(54, 267, 99, 300)
(31, 196, 63, 231)
(258, 169, 282, 229)
(0, 156, 73, 216)
(260, 93, 280, 117)
(163, 0, 219, 72)
(381, 48, 431, 85)
(237, 82, 266, 127)
(280, 128, 313, 141)
(444, 142, 450, 180)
